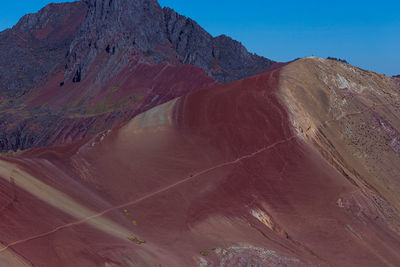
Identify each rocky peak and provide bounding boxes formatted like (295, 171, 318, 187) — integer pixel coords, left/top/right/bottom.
(1, 0, 276, 95)
(0, 1, 87, 95)
(65, 0, 275, 84)
(0, 0, 276, 152)
(163, 7, 274, 83)
(64, 0, 167, 84)
(163, 7, 214, 66)
(211, 35, 273, 82)
(14, 2, 80, 32)
(80, 0, 165, 50)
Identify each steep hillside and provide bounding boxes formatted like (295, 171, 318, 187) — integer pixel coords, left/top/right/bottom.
(280, 58, 400, 231)
(0, 0, 276, 152)
(0, 2, 88, 97)
(0, 59, 399, 266)
(0, 63, 216, 151)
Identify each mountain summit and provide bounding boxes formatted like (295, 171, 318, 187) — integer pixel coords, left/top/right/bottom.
(0, 1, 400, 266)
(0, 57, 400, 266)
(1, 0, 274, 96)
(0, 0, 275, 152)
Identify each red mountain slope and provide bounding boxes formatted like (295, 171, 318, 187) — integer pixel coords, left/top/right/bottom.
(0, 59, 399, 266)
(0, 0, 278, 153)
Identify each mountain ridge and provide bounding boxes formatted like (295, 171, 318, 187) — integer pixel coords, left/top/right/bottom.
(0, 1, 399, 266)
(0, 58, 400, 265)
(0, 0, 276, 152)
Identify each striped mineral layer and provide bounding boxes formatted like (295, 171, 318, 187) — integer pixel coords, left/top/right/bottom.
(0, 0, 276, 153)
(0, 58, 399, 266)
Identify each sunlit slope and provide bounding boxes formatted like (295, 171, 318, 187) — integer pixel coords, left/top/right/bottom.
(280, 57, 400, 232)
(0, 62, 399, 266)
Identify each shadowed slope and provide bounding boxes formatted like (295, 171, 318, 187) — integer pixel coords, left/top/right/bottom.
(0, 0, 278, 153)
(0, 63, 399, 265)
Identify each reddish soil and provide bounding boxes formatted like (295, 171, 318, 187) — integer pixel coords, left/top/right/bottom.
(0, 66, 399, 266)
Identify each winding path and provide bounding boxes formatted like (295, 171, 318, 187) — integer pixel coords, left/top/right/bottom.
(0, 135, 295, 253)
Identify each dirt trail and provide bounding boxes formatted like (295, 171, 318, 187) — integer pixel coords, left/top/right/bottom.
(0, 136, 295, 254)
(0, 161, 134, 251)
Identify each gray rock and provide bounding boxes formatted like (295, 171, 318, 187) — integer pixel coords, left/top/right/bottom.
(0, 0, 277, 152)
(163, 7, 274, 82)
(0, 2, 88, 96)
(65, 0, 275, 85)
(0, 0, 275, 96)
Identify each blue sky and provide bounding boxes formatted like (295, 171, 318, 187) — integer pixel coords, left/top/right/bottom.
(1, 0, 399, 76)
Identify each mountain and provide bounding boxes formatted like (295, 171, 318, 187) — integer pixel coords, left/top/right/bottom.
(0, 2, 88, 97)
(0, 58, 399, 266)
(281, 58, 400, 219)
(1, 1, 400, 266)
(0, 0, 276, 152)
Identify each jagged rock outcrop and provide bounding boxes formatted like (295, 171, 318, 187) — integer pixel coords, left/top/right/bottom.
(0, 2, 87, 96)
(64, 0, 275, 86)
(64, 0, 168, 85)
(0, 0, 275, 95)
(0, 0, 276, 152)
(164, 8, 274, 82)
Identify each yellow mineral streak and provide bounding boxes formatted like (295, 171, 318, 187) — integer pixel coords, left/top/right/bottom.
(0, 160, 134, 252)
(0, 243, 30, 267)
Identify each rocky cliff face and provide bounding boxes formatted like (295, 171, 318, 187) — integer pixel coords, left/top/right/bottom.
(63, 0, 274, 87)
(164, 8, 274, 83)
(0, 2, 87, 96)
(0, 0, 275, 95)
(0, 0, 275, 152)
(64, 0, 168, 86)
